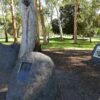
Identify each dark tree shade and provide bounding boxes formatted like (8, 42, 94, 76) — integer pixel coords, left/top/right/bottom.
(60, 4, 74, 34)
(51, 4, 74, 34)
(51, 19, 60, 34)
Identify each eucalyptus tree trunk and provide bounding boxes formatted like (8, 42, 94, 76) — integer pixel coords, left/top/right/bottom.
(34, 0, 41, 52)
(19, 0, 38, 58)
(35, 0, 40, 43)
(74, 0, 78, 43)
(90, 36, 92, 43)
(10, 0, 18, 43)
(3, 16, 8, 42)
(1, 0, 8, 42)
(39, 0, 48, 44)
(55, 6, 63, 41)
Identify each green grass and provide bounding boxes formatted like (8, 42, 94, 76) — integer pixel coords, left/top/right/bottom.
(0, 38, 13, 45)
(0, 37, 21, 45)
(0, 36, 100, 50)
(42, 37, 100, 50)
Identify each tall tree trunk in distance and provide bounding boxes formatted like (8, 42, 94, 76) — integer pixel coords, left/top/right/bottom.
(90, 36, 92, 43)
(47, 17, 51, 43)
(3, 17, 8, 42)
(74, 0, 78, 44)
(89, 34, 92, 43)
(19, 0, 38, 58)
(39, 0, 47, 44)
(17, 26, 20, 38)
(34, 0, 41, 51)
(10, 0, 18, 43)
(35, 0, 40, 43)
(55, 6, 63, 41)
(1, 0, 8, 42)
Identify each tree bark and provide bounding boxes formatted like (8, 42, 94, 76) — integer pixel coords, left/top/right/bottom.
(10, 0, 18, 43)
(55, 6, 63, 41)
(19, 0, 38, 58)
(35, 0, 40, 43)
(34, 0, 41, 52)
(89, 35, 92, 43)
(74, 0, 78, 44)
(4, 19, 8, 42)
(39, 0, 48, 44)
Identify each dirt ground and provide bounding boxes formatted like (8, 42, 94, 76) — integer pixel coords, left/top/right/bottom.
(0, 50, 100, 100)
(44, 50, 100, 100)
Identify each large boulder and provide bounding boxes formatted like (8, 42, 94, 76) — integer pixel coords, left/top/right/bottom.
(6, 52, 56, 100)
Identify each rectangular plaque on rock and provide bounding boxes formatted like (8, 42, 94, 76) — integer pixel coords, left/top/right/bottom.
(92, 44, 100, 66)
(17, 62, 32, 82)
(93, 46, 100, 58)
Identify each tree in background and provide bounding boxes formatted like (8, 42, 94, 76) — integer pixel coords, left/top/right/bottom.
(38, 0, 48, 44)
(60, 4, 74, 34)
(10, 0, 18, 43)
(0, 0, 99, 44)
(51, 0, 100, 43)
(73, 0, 78, 43)
(0, 0, 22, 43)
(51, 4, 74, 35)
(55, 0, 64, 40)
(46, 0, 64, 40)
(34, 0, 41, 51)
(44, 0, 56, 42)
(0, 0, 8, 42)
(78, 0, 100, 42)
(51, 19, 60, 34)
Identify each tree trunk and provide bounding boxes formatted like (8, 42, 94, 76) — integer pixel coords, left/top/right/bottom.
(55, 6, 63, 41)
(1, 0, 8, 42)
(58, 18, 63, 40)
(4, 19, 8, 42)
(89, 36, 92, 43)
(4, 22, 8, 42)
(74, 0, 78, 44)
(19, 0, 38, 58)
(17, 26, 20, 38)
(35, 0, 40, 43)
(10, 0, 18, 43)
(39, 0, 47, 44)
(34, 0, 41, 52)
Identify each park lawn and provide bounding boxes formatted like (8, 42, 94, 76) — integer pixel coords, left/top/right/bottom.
(0, 37, 21, 45)
(0, 36, 100, 50)
(42, 37, 100, 50)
